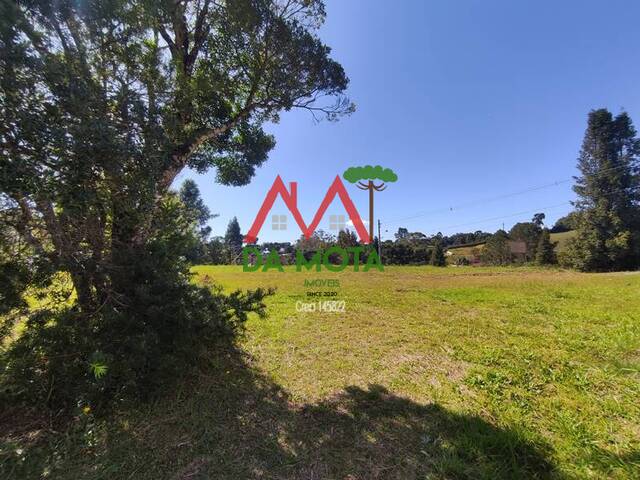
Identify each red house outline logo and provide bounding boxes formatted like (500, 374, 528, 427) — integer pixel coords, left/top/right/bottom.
(244, 175, 370, 244)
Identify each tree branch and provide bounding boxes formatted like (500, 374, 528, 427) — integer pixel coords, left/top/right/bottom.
(35, 199, 66, 255)
(157, 56, 264, 195)
(172, 0, 190, 73)
(157, 101, 256, 195)
(157, 24, 176, 55)
(13, 195, 48, 257)
(186, 0, 211, 71)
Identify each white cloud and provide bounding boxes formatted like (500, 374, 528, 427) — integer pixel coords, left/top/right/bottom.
(346, 219, 368, 227)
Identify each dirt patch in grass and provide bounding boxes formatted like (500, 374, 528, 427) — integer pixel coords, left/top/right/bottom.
(387, 352, 469, 385)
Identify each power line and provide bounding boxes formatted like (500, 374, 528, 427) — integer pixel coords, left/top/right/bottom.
(384, 179, 571, 226)
(382, 162, 634, 226)
(384, 184, 640, 234)
(441, 202, 570, 230)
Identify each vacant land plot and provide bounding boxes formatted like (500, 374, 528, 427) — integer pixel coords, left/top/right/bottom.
(2, 266, 639, 479)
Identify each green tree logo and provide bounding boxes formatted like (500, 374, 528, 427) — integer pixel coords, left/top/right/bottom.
(343, 165, 398, 242)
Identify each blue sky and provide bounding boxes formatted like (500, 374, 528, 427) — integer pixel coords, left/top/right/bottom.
(177, 0, 640, 242)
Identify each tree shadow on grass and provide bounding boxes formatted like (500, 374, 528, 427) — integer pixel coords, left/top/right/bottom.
(2, 347, 556, 480)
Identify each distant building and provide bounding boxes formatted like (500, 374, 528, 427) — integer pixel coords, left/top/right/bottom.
(507, 240, 527, 261)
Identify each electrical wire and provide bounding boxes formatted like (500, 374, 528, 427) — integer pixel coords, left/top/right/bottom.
(381, 162, 636, 227)
(384, 184, 640, 233)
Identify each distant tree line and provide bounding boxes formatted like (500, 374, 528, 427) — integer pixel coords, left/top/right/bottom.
(183, 109, 639, 273)
(180, 201, 559, 268)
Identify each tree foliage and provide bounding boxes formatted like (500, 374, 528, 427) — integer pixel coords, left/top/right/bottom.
(0, 0, 351, 408)
(180, 180, 213, 233)
(565, 109, 640, 271)
(179, 179, 215, 262)
(509, 222, 541, 261)
(535, 229, 556, 265)
(394, 227, 409, 241)
(337, 229, 359, 249)
(224, 216, 243, 262)
(380, 229, 491, 265)
(295, 230, 335, 252)
(550, 212, 579, 233)
(380, 240, 430, 265)
(532, 213, 545, 227)
(481, 230, 512, 266)
(429, 240, 446, 267)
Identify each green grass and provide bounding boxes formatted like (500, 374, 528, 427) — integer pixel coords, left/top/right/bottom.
(445, 242, 485, 254)
(2, 266, 640, 479)
(550, 230, 577, 253)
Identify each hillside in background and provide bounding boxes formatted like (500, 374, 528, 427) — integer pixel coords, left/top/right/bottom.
(550, 230, 577, 254)
(445, 231, 577, 264)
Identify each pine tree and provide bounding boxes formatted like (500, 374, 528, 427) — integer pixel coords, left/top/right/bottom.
(179, 179, 216, 262)
(180, 180, 211, 228)
(224, 217, 243, 263)
(535, 229, 556, 265)
(429, 240, 446, 266)
(567, 109, 640, 271)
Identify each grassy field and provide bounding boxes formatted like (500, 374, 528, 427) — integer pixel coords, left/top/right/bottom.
(2, 266, 640, 479)
(550, 231, 578, 254)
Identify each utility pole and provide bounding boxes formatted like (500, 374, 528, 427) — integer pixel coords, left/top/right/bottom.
(377, 219, 382, 260)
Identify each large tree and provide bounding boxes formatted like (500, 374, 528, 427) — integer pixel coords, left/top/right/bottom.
(0, 0, 352, 405)
(1, 0, 352, 311)
(566, 109, 640, 271)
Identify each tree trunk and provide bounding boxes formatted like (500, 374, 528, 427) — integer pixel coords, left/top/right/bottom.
(68, 264, 96, 312)
(368, 180, 374, 243)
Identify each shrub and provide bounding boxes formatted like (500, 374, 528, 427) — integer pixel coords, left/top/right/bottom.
(1, 269, 270, 412)
(1, 199, 271, 412)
